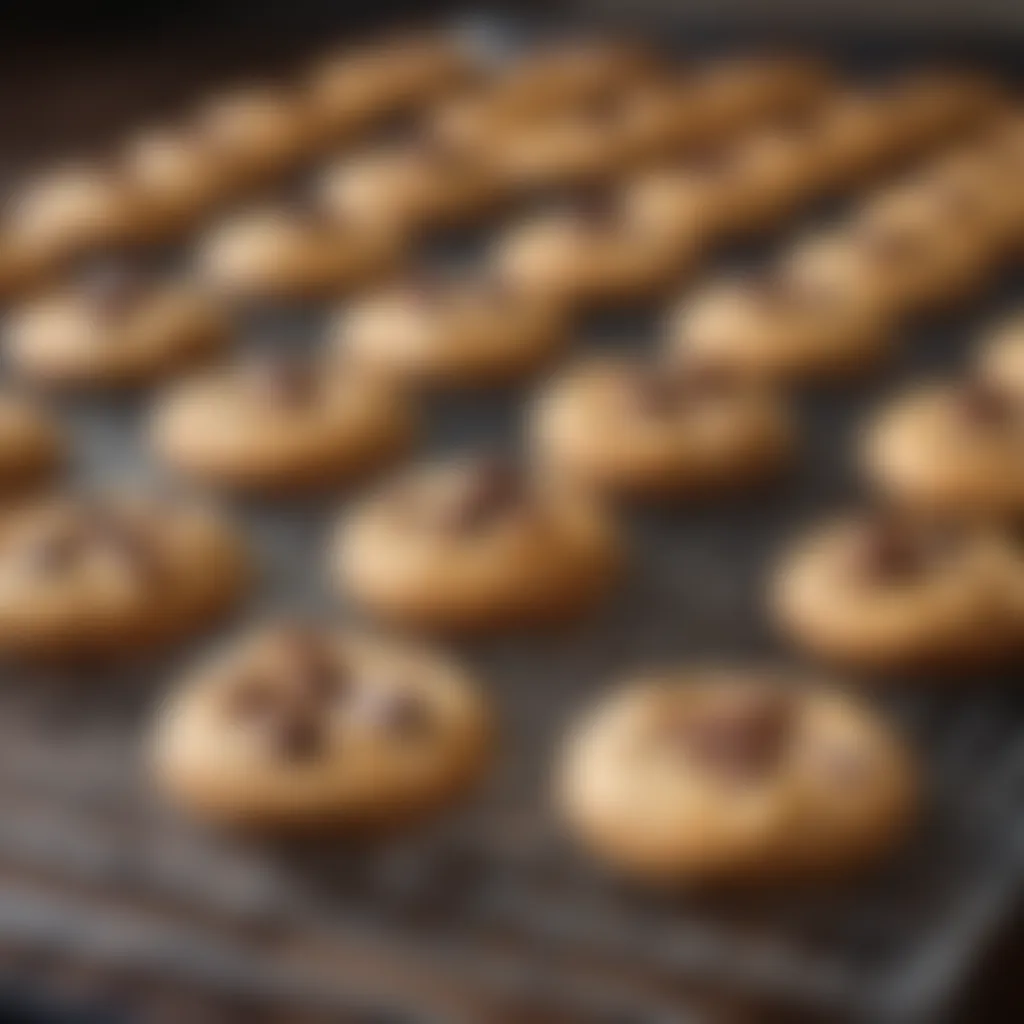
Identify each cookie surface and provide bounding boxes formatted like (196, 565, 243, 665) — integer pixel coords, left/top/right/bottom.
(530, 356, 794, 498)
(335, 268, 570, 388)
(977, 313, 1024, 398)
(862, 378, 1024, 519)
(152, 351, 414, 492)
(771, 511, 1016, 671)
(0, 392, 63, 493)
(557, 669, 916, 882)
(6, 260, 228, 389)
(669, 270, 891, 382)
(152, 623, 490, 830)
(332, 455, 621, 631)
(0, 491, 249, 661)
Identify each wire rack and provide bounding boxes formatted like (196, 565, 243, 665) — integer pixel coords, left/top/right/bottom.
(0, 15, 1023, 1024)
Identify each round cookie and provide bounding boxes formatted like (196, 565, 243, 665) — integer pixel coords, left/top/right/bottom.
(557, 669, 916, 882)
(0, 491, 249, 661)
(5, 162, 151, 264)
(190, 86, 321, 186)
(0, 392, 63, 494)
(332, 455, 621, 632)
(334, 267, 570, 388)
(669, 269, 892, 382)
(317, 135, 501, 239)
(197, 196, 400, 303)
(862, 378, 1024, 519)
(306, 33, 477, 141)
(847, 183, 994, 315)
(530, 356, 794, 499)
(495, 192, 695, 309)
(771, 511, 1015, 671)
(151, 350, 414, 493)
(977, 312, 1024, 398)
(151, 623, 491, 831)
(6, 259, 228, 389)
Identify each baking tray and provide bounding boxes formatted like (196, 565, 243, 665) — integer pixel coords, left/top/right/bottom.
(1, 13, 1023, 1024)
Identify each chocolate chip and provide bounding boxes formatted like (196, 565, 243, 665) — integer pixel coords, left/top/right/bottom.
(226, 676, 285, 726)
(847, 515, 960, 583)
(268, 709, 325, 763)
(668, 688, 794, 781)
(958, 379, 1017, 428)
(627, 362, 736, 417)
(357, 687, 433, 739)
(274, 627, 347, 703)
(244, 354, 316, 408)
(437, 457, 525, 533)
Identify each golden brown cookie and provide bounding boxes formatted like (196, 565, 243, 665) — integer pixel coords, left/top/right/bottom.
(152, 623, 491, 830)
(0, 491, 249, 662)
(151, 350, 414, 493)
(332, 455, 621, 632)
(0, 392, 63, 494)
(530, 356, 794, 499)
(557, 669, 916, 882)
(771, 511, 1016, 671)
(977, 312, 1024, 398)
(6, 260, 228, 389)
(334, 267, 570, 388)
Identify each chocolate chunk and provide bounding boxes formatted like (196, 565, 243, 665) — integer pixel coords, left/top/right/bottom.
(268, 709, 325, 763)
(357, 687, 433, 738)
(438, 457, 525, 533)
(847, 515, 958, 583)
(275, 627, 347, 703)
(628, 362, 736, 417)
(670, 688, 793, 781)
(958, 379, 1016, 428)
(244, 354, 316, 408)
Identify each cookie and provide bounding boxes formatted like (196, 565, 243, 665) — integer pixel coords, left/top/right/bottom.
(847, 182, 994, 315)
(317, 135, 501, 239)
(197, 197, 400, 302)
(771, 511, 1015, 671)
(495, 192, 695, 309)
(191, 86, 321, 188)
(530, 356, 794, 499)
(0, 392, 63, 493)
(557, 669, 916, 882)
(977, 312, 1024, 398)
(861, 378, 1024, 519)
(151, 623, 491, 831)
(0, 491, 249, 661)
(6, 259, 228, 389)
(5, 162, 150, 264)
(669, 269, 891, 382)
(332, 455, 621, 631)
(151, 350, 414, 493)
(334, 267, 570, 388)
(306, 33, 478, 142)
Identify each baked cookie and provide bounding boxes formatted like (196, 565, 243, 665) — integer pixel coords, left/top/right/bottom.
(0, 491, 249, 661)
(687, 55, 829, 133)
(151, 350, 414, 493)
(862, 378, 1024, 519)
(771, 510, 1014, 670)
(557, 669, 916, 882)
(495, 192, 695, 309)
(307, 33, 477, 142)
(6, 259, 228, 389)
(317, 135, 501, 239)
(530, 356, 794, 499)
(669, 269, 891, 382)
(5, 162, 151, 264)
(190, 86, 321, 188)
(977, 312, 1024, 398)
(332, 455, 620, 631)
(197, 196, 400, 303)
(0, 392, 63, 493)
(334, 267, 570, 388)
(152, 623, 490, 831)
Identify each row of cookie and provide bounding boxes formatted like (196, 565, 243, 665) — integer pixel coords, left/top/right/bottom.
(0, 32, 477, 298)
(0, 43, 825, 303)
(150, 622, 917, 883)
(196, 75, 1003, 308)
(667, 113, 1024, 385)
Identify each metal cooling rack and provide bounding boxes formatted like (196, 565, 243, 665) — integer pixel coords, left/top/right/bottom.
(0, 15, 1023, 1024)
